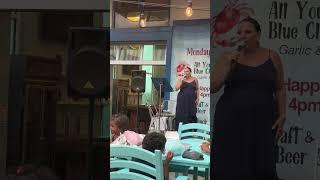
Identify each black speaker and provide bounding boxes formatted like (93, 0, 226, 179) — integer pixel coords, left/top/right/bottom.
(67, 27, 109, 98)
(131, 70, 146, 93)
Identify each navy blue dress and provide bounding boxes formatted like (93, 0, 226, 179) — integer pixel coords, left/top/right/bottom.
(212, 58, 278, 180)
(175, 80, 198, 129)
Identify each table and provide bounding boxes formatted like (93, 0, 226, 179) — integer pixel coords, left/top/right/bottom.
(166, 138, 210, 180)
(161, 112, 175, 130)
(152, 112, 175, 131)
(111, 132, 210, 179)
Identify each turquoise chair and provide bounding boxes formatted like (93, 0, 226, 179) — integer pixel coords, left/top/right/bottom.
(177, 122, 210, 180)
(178, 122, 210, 142)
(110, 145, 188, 180)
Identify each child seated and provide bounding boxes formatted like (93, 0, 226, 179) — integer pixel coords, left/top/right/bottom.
(110, 113, 129, 144)
(133, 132, 173, 180)
(110, 113, 143, 145)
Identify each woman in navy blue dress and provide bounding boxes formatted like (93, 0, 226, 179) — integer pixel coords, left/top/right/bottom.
(175, 67, 200, 130)
(211, 17, 286, 180)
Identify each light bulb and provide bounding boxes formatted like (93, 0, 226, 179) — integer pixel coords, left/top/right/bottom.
(139, 13, 146, 27)
(185, 5, 193, 17)
(139, 18, 146, 27)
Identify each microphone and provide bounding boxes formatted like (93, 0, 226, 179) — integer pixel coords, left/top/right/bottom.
(232, 43, 245, 61)
(231, 45, 242, 64)
(227, 41, 246, 81)
(230, 44, 245, 74)
(236, 36, 246, 51)
(183, 73, 187, 80)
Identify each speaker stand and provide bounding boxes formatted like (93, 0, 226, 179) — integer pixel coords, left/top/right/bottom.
(157, 82, 162, 133)
(135, 92, 140, 132)
(87, 97, 95, 180)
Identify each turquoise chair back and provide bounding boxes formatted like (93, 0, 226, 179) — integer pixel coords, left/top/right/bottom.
(178, 122, 210, 141)
(110, 145, 164, 180)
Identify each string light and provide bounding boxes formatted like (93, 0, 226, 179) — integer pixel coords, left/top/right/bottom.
(139, 12, 146, 27)
(112, 0, 209, 11)
(185, 0, 193, 17)
(138, 0, 147, 27)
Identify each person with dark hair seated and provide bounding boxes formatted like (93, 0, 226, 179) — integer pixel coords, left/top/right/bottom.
(132, 132, 174, 180)
(110, 113, 129, 144)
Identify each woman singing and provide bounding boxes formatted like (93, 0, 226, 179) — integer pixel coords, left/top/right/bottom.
(211, 17, 286, 180)
(174, 67, 200, 130)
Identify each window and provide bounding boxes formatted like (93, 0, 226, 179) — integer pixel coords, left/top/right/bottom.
(112, 65, 165, 106)
(110, 43, 166, 65)
(110, 42, 167, 114)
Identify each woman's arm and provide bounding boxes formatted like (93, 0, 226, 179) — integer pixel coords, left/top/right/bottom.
(175, 78, 184, 91)
(195, 78, 200, 104)
(211, 52, 237, 93)
(271, 50, 286, 140)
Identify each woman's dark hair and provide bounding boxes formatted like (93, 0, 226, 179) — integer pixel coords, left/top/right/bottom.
(142, 132, 167, 152)
(185, 66, 192, 72)
(240, 17, 261, 33)
(111, 113, 129, 133)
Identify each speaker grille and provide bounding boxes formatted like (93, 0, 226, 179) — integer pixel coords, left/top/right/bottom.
(67, 28, 109, 98)
(68, 48, 108, 97)
(131, 70, 146, 93)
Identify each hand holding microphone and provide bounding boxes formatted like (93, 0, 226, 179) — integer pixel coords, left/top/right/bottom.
(178, 74, 185, 81)
(228, 47, 241, 64)
(227, 41, 245, 76)
(228, 40, 245, 63)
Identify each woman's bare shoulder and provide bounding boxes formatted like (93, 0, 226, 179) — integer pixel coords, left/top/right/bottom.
(258, 47, 272, 55)
(191, 76, 198, 82)
(268, 49, 281, 61)
(267, 48, 283, 70)
(259, 48, 279, 60)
